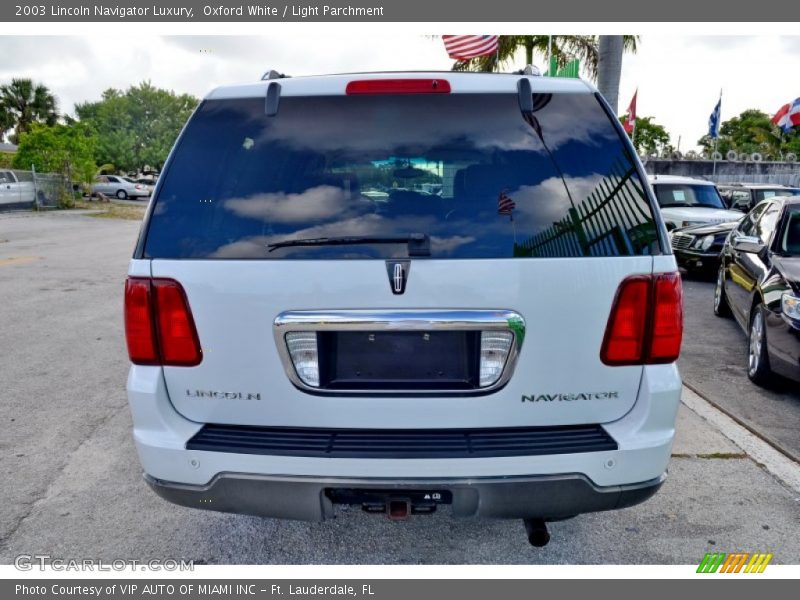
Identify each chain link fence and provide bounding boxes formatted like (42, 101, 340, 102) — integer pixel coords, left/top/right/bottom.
(5, 169, 73, 209)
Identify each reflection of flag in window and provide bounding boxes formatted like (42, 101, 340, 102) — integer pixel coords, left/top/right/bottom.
(498, 190, 516, 216)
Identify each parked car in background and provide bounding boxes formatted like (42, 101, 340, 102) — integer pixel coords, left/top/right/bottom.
(0, 170, 36, 208)
(92, 175, 149, 199)
(648, 175, 742, 231)
(714, 196, 800, 386)
(123, 177, 154, 196)
(670, 220, 739, 275)
(718, 183, 800, 212)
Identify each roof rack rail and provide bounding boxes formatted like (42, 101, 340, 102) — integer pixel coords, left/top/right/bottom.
(261, 70, 290, 80)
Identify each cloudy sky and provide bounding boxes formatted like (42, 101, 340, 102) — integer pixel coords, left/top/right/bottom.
(1, 34, 798, 151)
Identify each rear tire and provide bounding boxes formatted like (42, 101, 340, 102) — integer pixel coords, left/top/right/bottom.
(713, 266, 732, 318)
(116, 189, 127, 199)
(747, 306, 772, 386)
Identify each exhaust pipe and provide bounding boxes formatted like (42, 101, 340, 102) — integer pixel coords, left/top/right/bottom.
(523, 518, 550, 547)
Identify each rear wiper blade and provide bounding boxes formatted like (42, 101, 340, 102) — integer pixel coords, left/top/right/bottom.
(267, 233, 431, 256)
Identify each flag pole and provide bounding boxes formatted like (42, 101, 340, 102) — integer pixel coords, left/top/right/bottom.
(712, 88, 722, 177)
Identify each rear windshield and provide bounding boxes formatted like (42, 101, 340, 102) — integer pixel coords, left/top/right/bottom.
(653, 183, 726, 210)
(143, 92, 658, 259)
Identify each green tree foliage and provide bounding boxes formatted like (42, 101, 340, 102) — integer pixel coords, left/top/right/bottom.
(76, 82, 198, 173)
(696, 109, 796, 159)
(620, 116, 673, 156)
(13, 122, 97, 184)
(451, 35, 637, 79)
(0, 152, 14, 168)
(0, 78, 59, 144)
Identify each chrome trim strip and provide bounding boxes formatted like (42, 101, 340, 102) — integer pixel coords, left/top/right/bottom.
(273, 309, 525, 395)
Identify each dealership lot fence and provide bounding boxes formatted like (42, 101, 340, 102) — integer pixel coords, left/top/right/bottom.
(8, 170, 71, 209)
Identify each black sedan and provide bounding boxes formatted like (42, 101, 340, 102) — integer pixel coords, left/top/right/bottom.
(670, 220, 739, 275)
(714, 196, 800, 386)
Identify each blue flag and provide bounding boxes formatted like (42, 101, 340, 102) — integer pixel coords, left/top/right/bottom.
(708, 98, 722, 139)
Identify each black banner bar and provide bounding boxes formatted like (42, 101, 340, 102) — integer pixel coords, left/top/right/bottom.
(4, 579, 799, 600)
(2, 0, 800, 22)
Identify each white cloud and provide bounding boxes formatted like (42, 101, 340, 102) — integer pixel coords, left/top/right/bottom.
(2, 34, 800, 152)
(224, 186, 351, 223)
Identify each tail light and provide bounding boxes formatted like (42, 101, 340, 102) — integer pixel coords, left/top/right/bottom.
(124, 277, 202, 366)
(345, 79, 451, 95)
(601, 273, 683, 366)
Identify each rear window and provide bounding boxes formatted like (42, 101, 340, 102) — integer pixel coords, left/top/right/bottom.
(143, 92, 658, 259)
(653, 184, 726, 210)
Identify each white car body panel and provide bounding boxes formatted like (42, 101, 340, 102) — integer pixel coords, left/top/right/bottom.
(124, 72, 683, 521)
(150, 256, 653, 429)
(660, 205, 744, 228)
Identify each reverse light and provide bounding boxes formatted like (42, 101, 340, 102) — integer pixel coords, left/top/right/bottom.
(285, 332, 320, 387)
(124, 277, 202, 366)
(479, 330, 514, 388)
(345, 79, 451, 95)
(601, 273, 683, 366)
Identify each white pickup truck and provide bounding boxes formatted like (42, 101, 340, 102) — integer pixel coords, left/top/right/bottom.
(0, 170, 36, 207)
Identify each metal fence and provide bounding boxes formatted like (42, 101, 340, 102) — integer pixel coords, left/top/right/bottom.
(642, 158, 800, 187)
(9, 169, 72, 209)
(514, 157, 654, 258)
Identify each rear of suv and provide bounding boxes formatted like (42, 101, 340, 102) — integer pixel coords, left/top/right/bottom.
(125, 71, 683, 546)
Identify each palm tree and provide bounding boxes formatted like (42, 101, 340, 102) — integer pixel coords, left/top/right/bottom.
(0, 78, 59, 144)
(0, 103, 14, 143)
(452, 36, 638, 108)
(452, 36, 599, 76)
(597, 36, 640, 114)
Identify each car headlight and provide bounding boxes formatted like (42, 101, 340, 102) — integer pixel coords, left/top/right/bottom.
(700, 235, 716, 251)
(782, 292, 800, 321)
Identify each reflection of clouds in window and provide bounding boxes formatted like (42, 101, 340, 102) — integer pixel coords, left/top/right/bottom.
(209, 213, 475, 258)
(509, 175, 604, 229)
(251, 94, 614, 156)
(224, 185, 350, 224)
(430, 235, 476, 254)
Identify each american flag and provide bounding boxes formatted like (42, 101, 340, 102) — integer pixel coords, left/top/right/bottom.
(497, 191, 516, 216)
(443, 35, 499, 60)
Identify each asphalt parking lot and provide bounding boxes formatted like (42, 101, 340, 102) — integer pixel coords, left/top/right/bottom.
(680, 275, 800, 462)
(1, 211, 799, 565)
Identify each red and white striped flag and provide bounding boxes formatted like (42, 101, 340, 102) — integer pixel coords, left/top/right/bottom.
(623, 89, 637, 134)
(443, 35, 499, 60)
(497, 190, 516, 216)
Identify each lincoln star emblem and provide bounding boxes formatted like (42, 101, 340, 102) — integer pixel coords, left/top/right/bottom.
(386, 260, 410, 294)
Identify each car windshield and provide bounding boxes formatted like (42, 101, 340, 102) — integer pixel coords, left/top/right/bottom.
(144, 92, 657, 259)
(654, 184, 726, 209)
(782, 210, 800, 255)
(755, 188, 800, 202)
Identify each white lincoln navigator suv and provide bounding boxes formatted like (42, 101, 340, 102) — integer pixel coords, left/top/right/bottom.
(124, 71, 683, 546)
